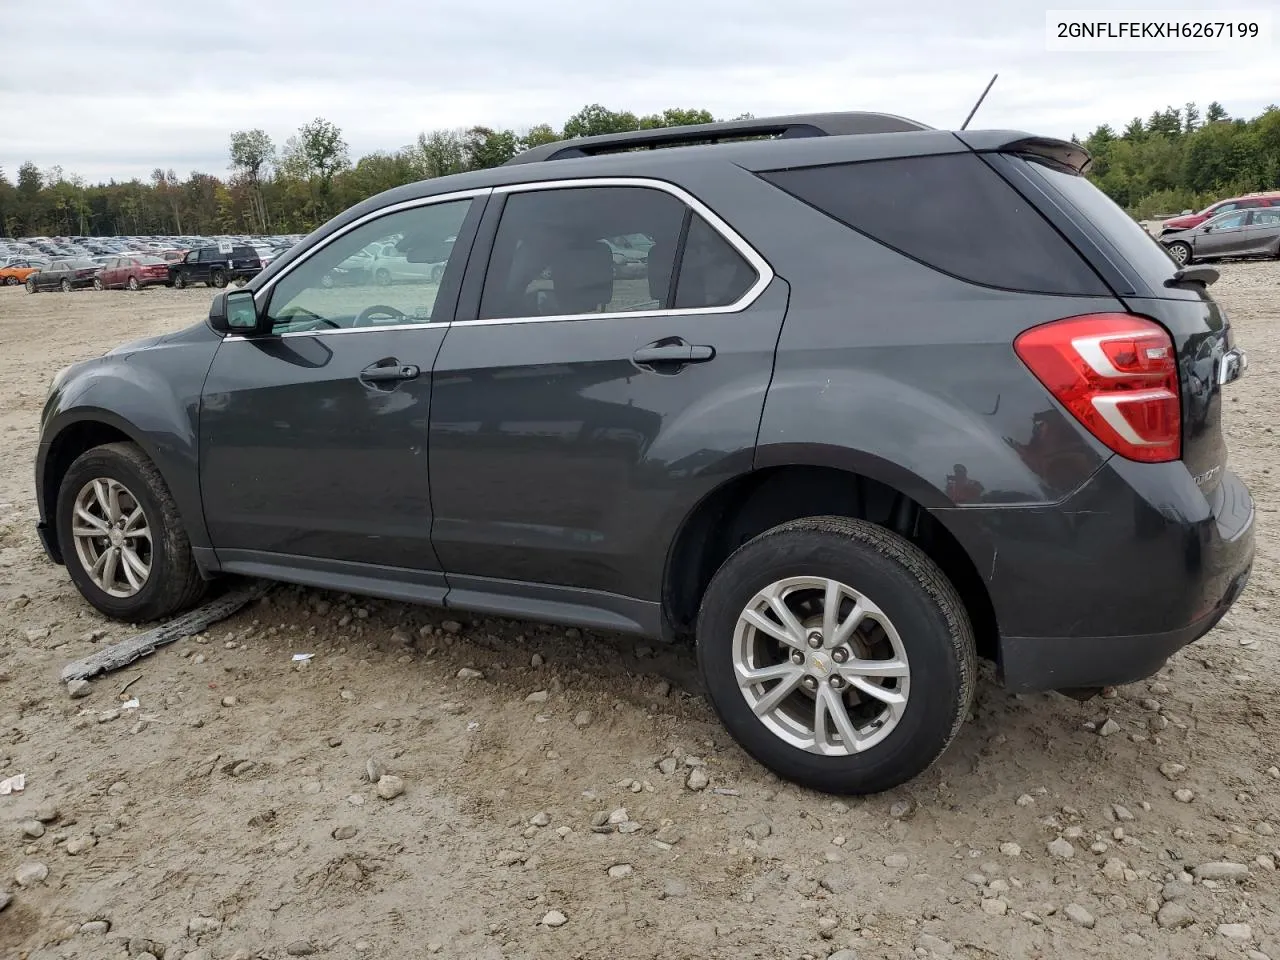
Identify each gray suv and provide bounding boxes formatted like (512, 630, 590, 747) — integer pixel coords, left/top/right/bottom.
(35, 113, 1255, 794)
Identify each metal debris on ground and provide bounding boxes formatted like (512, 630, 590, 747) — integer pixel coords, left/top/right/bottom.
(292, 653, 314, 662)
(60, 581, 272, 683)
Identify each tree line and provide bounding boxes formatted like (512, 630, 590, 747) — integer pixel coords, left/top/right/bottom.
(1, 101, 1277, 238)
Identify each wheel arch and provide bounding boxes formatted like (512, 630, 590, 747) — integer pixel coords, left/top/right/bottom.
(39, 407, 211, 566)
(661, 458, 999, 662)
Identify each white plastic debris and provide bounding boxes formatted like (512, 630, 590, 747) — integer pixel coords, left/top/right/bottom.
(121, 699, 140, 711)
(466, 721, 481, 731)
(292, 653, 314, 662)
(0, 774, 26, 795)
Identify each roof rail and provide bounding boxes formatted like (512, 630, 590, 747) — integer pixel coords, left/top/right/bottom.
(504, 111, 934, 165)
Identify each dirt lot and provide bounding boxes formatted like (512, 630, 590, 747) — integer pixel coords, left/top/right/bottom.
(1, 266, 1278, 960)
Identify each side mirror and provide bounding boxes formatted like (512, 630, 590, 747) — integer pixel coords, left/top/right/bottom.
(208, 289, 266, 336)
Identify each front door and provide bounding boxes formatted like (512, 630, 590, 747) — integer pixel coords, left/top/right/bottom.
(429, 182, 786, 608)
(1195, 210, 1249, 257)
(200, 193, 484, 592)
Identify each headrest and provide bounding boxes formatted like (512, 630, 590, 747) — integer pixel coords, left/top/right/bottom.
(546, 240, 614, 315)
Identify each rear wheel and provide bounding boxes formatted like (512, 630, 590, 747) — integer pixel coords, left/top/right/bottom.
(375, 268, 392, 287)
(3, 276, 17, 286)
(209, 269, 227, 288)
(60, 278, 72, 292)
(696, 516, 975, 795)
(128, 276, 140, 291)
(1167, 241, 1192, 265)
(25, 278, 37, 294)
(56, 442, 206, 622)
(93, 277, 104, 291)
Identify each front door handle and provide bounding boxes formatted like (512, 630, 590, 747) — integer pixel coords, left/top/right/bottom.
(360, 358, 420, 384)
(632, 340, 716, 367)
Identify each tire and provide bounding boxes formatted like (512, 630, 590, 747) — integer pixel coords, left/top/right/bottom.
(128, 276, 140, 291)
(3, 276, 17, 286)
(209, 269, 227, 288)
(375, 268, 392, 287)
(55, 442, 206, 622)
(1166, 241, 1192, 266)
(61, 278, 72, 292)
(93, 277, 104, 291)
(173, 272, 187, 289)
(695, 516, 976, 795)
(26, 278, 37, 294)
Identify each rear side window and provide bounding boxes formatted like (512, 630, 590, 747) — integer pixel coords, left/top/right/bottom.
(760, 154, 1107, 295)
(1020, 156, 1182, 286)
(675, 215, 757, 309)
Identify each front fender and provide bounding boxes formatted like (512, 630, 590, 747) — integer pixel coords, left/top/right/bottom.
(38, 326, 221, 550)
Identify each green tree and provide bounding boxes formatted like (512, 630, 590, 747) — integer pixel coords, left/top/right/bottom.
(414, 130, 467, 179)
(229, 129, 275, 231)
(638, 108, 716, 129)
(1205, 101, 1229, 123)
(463, 126, 519, 169)
(562, 104, 639, 139)
(1183, 102, 1200, 134)
(518, 124, 560, 152)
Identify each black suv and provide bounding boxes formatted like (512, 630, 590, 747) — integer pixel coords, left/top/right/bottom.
(35, 113, 1254, 794)
(169, 244, 263, 288)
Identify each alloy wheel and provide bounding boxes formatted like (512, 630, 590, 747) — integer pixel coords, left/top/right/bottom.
(71, 478, 153, 598)
(732, 576, 910, 756)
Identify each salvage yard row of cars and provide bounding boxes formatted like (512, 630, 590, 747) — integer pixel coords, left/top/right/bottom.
(0, 233, 304, 291)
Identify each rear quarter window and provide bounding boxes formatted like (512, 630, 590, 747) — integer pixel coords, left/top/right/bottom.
(759, 153, 1107, 295)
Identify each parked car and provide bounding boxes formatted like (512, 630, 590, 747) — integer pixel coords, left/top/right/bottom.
(25, 258, 100, 292)
(95, 255, 172, 291)
(1161, 208, 1280, 264)
(368, 238, 454, 285)
(1160, 191, 1280, 234)
(168, 245, 263, 288)
(0, 258, 46, 285)
(34, 112, 1254, 795)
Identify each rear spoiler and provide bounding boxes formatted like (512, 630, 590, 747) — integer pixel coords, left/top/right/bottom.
(953, 131, 1092, 174)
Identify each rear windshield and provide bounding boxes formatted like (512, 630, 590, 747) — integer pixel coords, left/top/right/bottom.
(1018, 156, 1180, 284)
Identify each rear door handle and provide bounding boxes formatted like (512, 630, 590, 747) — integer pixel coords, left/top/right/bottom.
(632, 341, 716, 366)
(360, 358, 420, 384)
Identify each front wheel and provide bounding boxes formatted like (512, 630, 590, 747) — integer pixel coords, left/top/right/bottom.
(26, 278, 37, 294)
(209, 270, 227, 288)
(56, 442, 206, 622)
(173, 272, 187, 289)
(60, 278, 72, 292)
(375, 268, 392, 287)
(1166, 241, 1192, 266)
(3, 276, 17, 286)
(696, 516, 976, 795)
(93, 277, 104, 291)
(128, 276, 140, 291)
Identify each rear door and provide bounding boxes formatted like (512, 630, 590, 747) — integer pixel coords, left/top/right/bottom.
(1243, 209, 1280, 255)
(428, 180, 785, 612)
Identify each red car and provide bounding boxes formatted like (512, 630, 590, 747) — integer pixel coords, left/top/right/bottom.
(1160, 191, 1280, 234)
(93, 255, 171, 291)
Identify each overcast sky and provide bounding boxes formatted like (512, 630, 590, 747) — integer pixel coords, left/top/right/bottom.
(1, 0, 1275, 184)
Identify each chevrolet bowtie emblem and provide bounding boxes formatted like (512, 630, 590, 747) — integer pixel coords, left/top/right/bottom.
(811, 657, 829, 674)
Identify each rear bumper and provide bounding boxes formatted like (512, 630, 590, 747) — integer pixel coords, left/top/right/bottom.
(1000, 559, 1250, 692)
(938, 460, 1255, 692)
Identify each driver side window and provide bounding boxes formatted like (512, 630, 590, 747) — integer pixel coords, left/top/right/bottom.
(264, 198, 472, 333)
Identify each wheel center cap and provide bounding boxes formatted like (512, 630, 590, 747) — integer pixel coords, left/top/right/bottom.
(808, 651, 833, 676)
(109, 530, 124, 547)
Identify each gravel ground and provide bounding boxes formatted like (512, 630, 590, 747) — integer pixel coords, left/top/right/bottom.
(0, 265, 1278, 960)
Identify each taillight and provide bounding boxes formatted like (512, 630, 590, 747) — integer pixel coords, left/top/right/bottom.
(1014, 313, 1181, 463)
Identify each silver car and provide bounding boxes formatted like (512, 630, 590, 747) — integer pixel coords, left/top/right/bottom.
(1162, 208, 1280, 265)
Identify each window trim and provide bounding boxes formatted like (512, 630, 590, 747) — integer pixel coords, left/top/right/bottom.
(229, 178, 772, 341)
(456, 177, 771, 327)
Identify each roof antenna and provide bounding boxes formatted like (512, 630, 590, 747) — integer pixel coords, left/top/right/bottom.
(960, 73, 999, 130)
